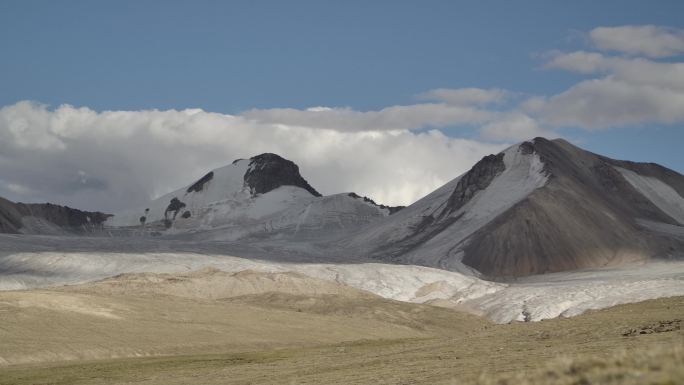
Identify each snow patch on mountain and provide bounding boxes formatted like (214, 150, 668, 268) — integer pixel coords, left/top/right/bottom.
(616, 166, 684, 225)
(107, 160, 252, 227)
(189, 191, 392, 242)
(465, 143, 547, 220)
(416, 145, 548, 270)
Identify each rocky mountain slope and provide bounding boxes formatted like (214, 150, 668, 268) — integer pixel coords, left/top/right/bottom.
(0, 196, 110, 235)
(354, 138, 684, 277)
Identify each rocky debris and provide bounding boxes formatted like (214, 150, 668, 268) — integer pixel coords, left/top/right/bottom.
(622, 319, 681, 336)
(347, 192, 404, 215)
(244, 153, 321, 197)
(186, 171, 214, 193)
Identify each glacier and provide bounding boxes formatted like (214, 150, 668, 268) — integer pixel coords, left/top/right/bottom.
(2, 234, 684, 323)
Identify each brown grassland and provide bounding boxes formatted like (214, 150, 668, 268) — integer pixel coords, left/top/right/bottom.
(0, 269, 681, 384)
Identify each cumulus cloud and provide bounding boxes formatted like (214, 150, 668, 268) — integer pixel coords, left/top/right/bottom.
(242, 87, 544, 141)
(532, 77, 684, 129)
(242, 102, 493, 132)
(544, 51, 684, 90)
(536, 50, 684, 129)
(4, 25, 682, 212)
(0, 102, 506, 211)
(543, 50, 612, 74)
(590, 25, 684, 58)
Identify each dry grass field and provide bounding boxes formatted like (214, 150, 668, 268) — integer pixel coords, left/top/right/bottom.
(0, 269, 682, 384)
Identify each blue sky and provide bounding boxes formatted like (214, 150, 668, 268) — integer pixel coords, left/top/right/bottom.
(1, 1, 681, 111)
(0, 1, 683, 209)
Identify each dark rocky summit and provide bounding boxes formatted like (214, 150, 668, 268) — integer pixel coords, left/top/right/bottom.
(244, 153, 321, 197)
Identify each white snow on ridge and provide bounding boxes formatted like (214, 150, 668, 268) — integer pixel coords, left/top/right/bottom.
(106, 159, 390, 242)
(464, 144, 547, 221)
(178, 191, 391, 242)
(430, 145, 549, 266)
(107, 160, 252, 227)
(616, 166, 684, 225)
(2, 235, 683, 324)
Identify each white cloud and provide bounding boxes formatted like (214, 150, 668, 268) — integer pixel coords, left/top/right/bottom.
(0, 101, 67, 150)
(0, 102, 506, 211)
(544, 51, 684, 90)
(242, 102, 494, 132)
(543, 50, 613, 74)
(5, 25, 683, 212)
(590, 25, 684, 58)
(537, 41, 684, 129)
(535, 77, 684, 129)
(416, 88, 509, 105)
(480, 112, 556, 141)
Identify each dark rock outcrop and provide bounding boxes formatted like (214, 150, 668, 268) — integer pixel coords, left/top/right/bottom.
(347, 192, 404, 215)
(186, 171, 214, 193)
(443, 153, 505, 216)
(164, 198, 186, 220)
(244, 153, 321, 197)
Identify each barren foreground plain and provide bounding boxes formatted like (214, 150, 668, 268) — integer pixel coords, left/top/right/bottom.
(0, 269, 682, 385)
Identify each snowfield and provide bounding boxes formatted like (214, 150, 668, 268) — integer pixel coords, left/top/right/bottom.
(2, 234, 683, 323)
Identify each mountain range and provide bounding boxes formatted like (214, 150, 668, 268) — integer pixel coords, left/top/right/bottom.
(2, 137, 683, 279)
